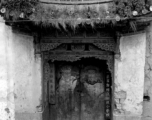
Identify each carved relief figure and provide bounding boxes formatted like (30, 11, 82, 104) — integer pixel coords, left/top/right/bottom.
(55, 65, 105, 120)
(80, 66, 105, 120)
(56, 65, 78, 120)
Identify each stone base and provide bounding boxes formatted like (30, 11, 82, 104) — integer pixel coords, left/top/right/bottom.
(114, 115, 141, 120)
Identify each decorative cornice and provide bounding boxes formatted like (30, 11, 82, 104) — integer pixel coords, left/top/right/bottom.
(40, 0, 113, 5)
(0, 0, 152, 30)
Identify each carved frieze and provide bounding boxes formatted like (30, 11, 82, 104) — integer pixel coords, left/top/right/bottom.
(41, 43, 62, 51)
(41, 43, 116, 52)
(44, 53, 113, 62)
(93, 43, 115, 52)
(40, 36, 116, 52)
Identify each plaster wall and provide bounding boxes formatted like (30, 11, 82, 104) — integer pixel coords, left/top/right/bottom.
(13, 32, 42, 120)
(114, 33, 146, 120)
(0, 17, 43, 120)
(0, 17, 15, 120)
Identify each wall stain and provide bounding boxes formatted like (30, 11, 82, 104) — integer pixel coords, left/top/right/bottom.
(5, 108, 10, 114)
(14, 93, 17, 99)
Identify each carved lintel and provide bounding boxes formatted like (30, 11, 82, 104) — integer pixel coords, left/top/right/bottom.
(41, 43, 116, 52)
(44, 54, 113, 62)
(41, 38, 115, 44)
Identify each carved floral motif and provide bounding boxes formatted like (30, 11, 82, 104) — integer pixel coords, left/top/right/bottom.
(93, 43, 115, 52)
(41, 43, 62, 51)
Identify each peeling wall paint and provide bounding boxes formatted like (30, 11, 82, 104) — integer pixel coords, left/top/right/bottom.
(114, 33, 146, 120)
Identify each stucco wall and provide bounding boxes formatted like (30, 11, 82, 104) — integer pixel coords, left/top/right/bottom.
(114, 33, 146, 120)
(142, 23, 152, 120)
(0, 17, 43, 120)
(13, 32, 42, 120)
(0, 17, 15, 120)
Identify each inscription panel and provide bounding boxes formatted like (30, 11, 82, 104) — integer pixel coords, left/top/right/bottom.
(49, 63, 56, 104)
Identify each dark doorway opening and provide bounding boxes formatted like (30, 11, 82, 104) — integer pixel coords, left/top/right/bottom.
(49, 57, 112, 120)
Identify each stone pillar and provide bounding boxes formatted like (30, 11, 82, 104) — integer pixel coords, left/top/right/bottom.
(114, 33, 146, 120)
(0, 17, 15, 120)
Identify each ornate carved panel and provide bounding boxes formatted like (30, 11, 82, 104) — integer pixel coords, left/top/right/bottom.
(93, 42, 115, 52)
(43, 61, 50, 106)
(48, 63, 56, 104)
(105, 70, 112, 119)
(43, 61, 56, 104)
(44, 51, 113, 62)
(42, 42, 114, 74)
(41, 43, 62, 51)
(40, 35, 116, 52)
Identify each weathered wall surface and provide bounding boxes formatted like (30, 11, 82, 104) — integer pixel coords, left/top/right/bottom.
(0, 17, 15, 120)
(142, 23, 152, 120)
(12, 32, 43, 120)
(0, 17, 43, 120)
(114, 33, 146, 120)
